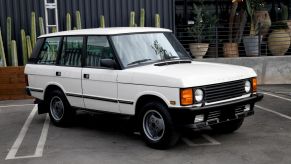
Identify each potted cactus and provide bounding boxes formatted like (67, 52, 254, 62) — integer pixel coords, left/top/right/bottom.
(254, 0, 271, 37)
(243, 0, 261, 57)
(223, 0, 246, 58)
(188, 1, 217, 59)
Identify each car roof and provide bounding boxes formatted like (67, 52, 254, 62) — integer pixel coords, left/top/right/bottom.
(39, 27, 172, 38)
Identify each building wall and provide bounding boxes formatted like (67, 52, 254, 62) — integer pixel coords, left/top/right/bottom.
(0, 0, 174, 65)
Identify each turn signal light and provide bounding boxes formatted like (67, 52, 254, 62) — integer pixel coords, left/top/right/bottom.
(252, 77, 257, 92)
(180, 88, 193, 106)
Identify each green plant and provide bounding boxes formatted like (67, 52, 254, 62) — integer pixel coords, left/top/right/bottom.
(0, 28, 7, 67)
(76, 11, 82, 29)
(11, 40, 18, 66)
(187, 1, 217, 43)
(270, 21, 289, 30)
(245, 0, 262, 36)
(7, 17, 12, 66)
(66, 13, 72, 31)
(155, 14, 160, 28)
(21, 29, 28, 65)
(52, 27, 57, 33)
(31, 12, 36, 49)
(129, 11, 136, 27)
(39, 17, 45, 35)
(26, 36, 32, 58)
(140, 9, 145, 27)
(100, 15, 105, 28)
(280, 3, 288, 21)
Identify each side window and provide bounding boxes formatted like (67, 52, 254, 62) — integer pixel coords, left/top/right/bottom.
(59, 36, 83, 67)
(86, 36, 114, 68)
(37, 37, 61, 64)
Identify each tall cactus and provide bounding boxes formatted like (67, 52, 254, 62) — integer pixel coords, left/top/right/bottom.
(26, 36, 32, 59)
(140, 8, 145, 27)
(155, 14, 160, 28)
(39, 17, 45, 35)
(11, 40, 18, 66)
(0, 28, 7, 67)
(66, 13, 72, 31)
(31, 12, 37, 49)
(21, 30, 28, 65)
(76, 11, 82, 29)
(7, 17, 12, 66)
(100, 15, 105, 28)
(129, 11, 136, 27)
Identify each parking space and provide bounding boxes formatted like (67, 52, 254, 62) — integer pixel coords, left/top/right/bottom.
(0, 85, 291, 164)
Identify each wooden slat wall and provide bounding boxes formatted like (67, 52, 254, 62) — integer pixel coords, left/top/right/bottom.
(0, 67, 31, 100)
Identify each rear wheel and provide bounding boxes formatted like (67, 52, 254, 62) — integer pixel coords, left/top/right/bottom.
(138, 101, 180, 149)
(210, 118, 244, 133)
(47, 90, 75, 126)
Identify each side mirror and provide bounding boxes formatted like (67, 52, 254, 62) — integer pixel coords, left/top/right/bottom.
(100, 59, 117, 69)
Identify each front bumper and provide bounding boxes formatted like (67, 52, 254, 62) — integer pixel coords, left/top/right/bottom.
(168, 93, 263, 127)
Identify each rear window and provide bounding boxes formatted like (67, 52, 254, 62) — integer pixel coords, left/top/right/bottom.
(36, 37, 61, 65)
(59, 36, 83, 67)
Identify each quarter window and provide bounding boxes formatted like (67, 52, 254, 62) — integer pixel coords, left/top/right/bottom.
(37, 37, 61, 65)
(59, 36, 83, 67)
(86, 36, 114, 68)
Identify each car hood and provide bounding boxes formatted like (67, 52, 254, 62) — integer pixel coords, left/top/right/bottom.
(118, 61, 257, 88)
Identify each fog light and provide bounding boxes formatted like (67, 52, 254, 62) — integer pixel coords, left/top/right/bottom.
(194, 114, 204, 123)
(244, 104, 251, 112)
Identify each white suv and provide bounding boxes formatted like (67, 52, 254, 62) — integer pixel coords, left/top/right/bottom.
(25, 27, 263, 149)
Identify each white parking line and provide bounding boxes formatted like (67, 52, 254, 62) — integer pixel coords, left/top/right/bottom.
(5, 105, 50, 160)
(0, 104, 35, 109)
(263, 92, 291, 103)
(182, 134, 220, 147)
(255, 105, 291, 121)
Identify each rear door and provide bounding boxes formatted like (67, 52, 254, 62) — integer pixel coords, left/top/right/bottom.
(82, 36, 119, 113)
(55, 36, 84, 108)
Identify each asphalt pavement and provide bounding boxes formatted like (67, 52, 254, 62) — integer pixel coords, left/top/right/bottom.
(0, 85, 291, 164)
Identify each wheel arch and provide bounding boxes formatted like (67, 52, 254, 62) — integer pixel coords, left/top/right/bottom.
(43, 83, 67, 101)
(135, 94, 169, 116)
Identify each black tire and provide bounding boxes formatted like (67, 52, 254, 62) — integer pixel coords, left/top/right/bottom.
(210, 118, 244, 134)
(46, 90, 75, 126)
(138, 101, 180, 149)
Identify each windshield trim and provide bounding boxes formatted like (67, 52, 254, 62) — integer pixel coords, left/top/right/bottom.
(109, 32, 192, 69)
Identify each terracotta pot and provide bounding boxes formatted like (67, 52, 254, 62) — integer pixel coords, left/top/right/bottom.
(268, 29, 291, 56)
(189, 43, 209, 59)
(223, 43, 239, 57)
(254, 11, 271, 37)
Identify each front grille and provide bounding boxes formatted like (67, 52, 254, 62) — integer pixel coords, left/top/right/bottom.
(204, 79, 246, 103)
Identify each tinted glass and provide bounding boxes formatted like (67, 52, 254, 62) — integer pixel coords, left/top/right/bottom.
(110, 33, 190, 67)
(59, 36, 83, 67)
(37, 37, 61, 65)
(86, 36, 114, 68)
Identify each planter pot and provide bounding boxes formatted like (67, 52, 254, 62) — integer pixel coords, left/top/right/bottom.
(223, 43, 239, 57)
(254, 11, 271, 37)
(189, 43, 209, 59)
(243, 36, 260, 57)
(268, 29, 291, 56)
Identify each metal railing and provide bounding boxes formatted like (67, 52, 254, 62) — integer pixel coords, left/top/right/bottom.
(176, 23, 291, 58)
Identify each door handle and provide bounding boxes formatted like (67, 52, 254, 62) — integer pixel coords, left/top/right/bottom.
(83, 74, 90, 79)
(56, 71, 61, 76)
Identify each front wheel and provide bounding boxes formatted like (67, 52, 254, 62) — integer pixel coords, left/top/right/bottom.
(138, 102, 180, 149)
(210, 118, 244, 134)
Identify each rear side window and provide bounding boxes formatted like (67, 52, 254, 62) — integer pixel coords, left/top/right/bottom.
(86, 36, 114, 68)
(59, 36, 83, 67)
(37, 37, 61, 65)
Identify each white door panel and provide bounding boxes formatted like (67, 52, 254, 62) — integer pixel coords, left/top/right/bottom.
(82, 68, 119, 113)
(54, 66, 84, 108)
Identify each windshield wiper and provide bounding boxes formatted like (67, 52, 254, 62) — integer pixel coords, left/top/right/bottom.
(127, 59, 152, 66)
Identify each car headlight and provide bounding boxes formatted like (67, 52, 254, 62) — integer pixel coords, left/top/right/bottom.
(194, 89, 204, 103)
(245, 80, 251, 93)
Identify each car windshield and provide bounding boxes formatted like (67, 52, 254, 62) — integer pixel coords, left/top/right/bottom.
(110, 32, 191, 67)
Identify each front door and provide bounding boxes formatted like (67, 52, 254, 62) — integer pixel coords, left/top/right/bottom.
(82, 36, 119, 113)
